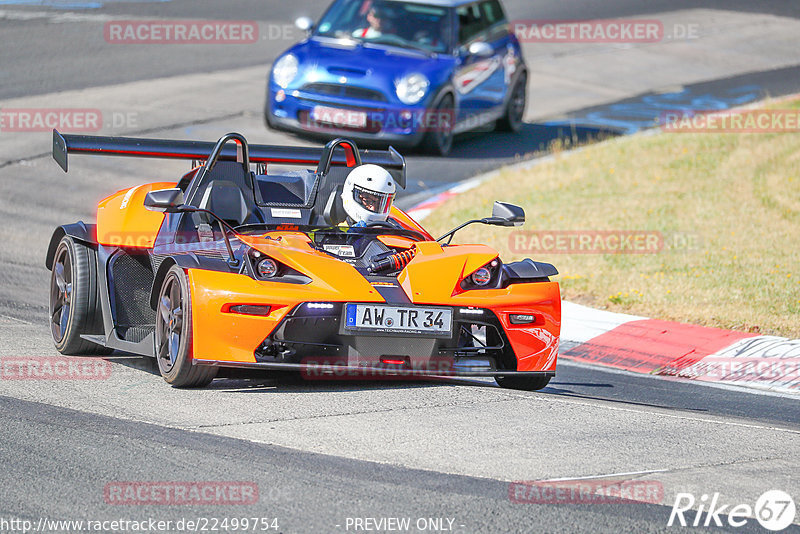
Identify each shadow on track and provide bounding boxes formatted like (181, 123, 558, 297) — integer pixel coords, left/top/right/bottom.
(443, 123, 619, 159)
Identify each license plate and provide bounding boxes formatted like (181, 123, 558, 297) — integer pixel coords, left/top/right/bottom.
(344, 304, 452, 337)
(311, 106, 367, 128)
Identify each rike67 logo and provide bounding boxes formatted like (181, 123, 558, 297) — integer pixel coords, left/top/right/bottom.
(668, 490, 796, 531)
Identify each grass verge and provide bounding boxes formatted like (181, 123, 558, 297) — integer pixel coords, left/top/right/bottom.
(423, 98, 800, 338)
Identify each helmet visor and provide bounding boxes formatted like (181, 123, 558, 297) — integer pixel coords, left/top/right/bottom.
(353, 185, 394, 214)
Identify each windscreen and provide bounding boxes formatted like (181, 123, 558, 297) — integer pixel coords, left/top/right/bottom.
(315, 0, 453, 54)
(255, 170, 317, 206)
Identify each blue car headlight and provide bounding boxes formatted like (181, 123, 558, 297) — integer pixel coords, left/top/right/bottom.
(395, 73, 429, 105)
(272, 54, 299, 89)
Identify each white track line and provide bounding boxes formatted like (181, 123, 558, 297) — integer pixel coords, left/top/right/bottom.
(540, 469, 670, 482)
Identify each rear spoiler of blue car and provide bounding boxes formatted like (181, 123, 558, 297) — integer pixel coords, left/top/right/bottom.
(52, 129, 406, 188)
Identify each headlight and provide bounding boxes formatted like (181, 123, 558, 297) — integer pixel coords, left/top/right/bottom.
(272, 54, 299, 89)
(395, 73, 429, 105)
(461, 259, 501, 290)
(256, 258, 279, 278)
(471, 267, 492, 286)
(247, 249, 311, 284)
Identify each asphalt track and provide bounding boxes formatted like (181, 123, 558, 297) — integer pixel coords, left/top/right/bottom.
(1, 1, 800, 532)
(0, 393, 791, 534)
(2, 0, 798, 100)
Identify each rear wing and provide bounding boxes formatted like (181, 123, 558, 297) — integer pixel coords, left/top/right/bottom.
(52, 129, 407, 188)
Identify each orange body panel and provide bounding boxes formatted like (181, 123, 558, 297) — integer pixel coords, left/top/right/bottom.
(189, 266, 385, 363)
(400, 242, 561, 371)
(377, 235, 416, 249)
(96, 182, 176, 248)
(391, 207, 434, 240)
(398, 242, 498, 302)
(238, 232, 385, 294)
(474, 284, 561, 372)
(188, 233, 560, 372)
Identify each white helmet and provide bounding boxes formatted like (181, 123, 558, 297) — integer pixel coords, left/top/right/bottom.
(342, 164, 396, 224)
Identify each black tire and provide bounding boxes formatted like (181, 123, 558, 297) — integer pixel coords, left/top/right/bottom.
(495, 374, 551, 391)
(496, 72, 527, 133)
(264, 107, 276, 130)
(421, 95, 454, 156)
(49, 236, 110, 355)
(154, 265, 218, 388)
(264, 88, 275, 129)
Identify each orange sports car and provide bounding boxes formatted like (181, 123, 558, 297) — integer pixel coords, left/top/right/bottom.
(46, 130, 560, 389)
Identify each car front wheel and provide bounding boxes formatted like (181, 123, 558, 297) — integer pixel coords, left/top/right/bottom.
(154, 265, 217, 388)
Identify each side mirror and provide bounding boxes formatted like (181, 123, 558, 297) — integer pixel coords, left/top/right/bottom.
(468, 41, 493, 58)
(295, 16, 314, 32)
(488, 201, 525, 227)
(144, 188, 184, 212)
(436, 201, 526, 243)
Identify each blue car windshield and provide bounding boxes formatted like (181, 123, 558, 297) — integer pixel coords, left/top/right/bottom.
(315, 0, 453, 54)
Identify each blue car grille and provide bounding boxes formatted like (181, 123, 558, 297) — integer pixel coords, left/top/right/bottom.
(301, 83, 387, 103)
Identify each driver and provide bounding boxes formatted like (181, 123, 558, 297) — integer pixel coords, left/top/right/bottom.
(341, 163, 396, 228)
(352, 5, 387, 39)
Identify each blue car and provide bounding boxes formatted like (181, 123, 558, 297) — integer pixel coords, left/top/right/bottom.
(265, 0, 528, 156)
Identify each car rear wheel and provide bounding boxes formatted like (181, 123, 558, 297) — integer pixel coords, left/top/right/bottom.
(49, 236, 110, 355)
(496, 72, 527, 132)
(155, 265, 217, 388)
(422, 95, 454, 156)
(495, 374, 551, 391)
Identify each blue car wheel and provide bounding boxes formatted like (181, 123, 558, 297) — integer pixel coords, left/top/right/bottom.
(422, 94, 454, 156)
(496, 71, 527, 133)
